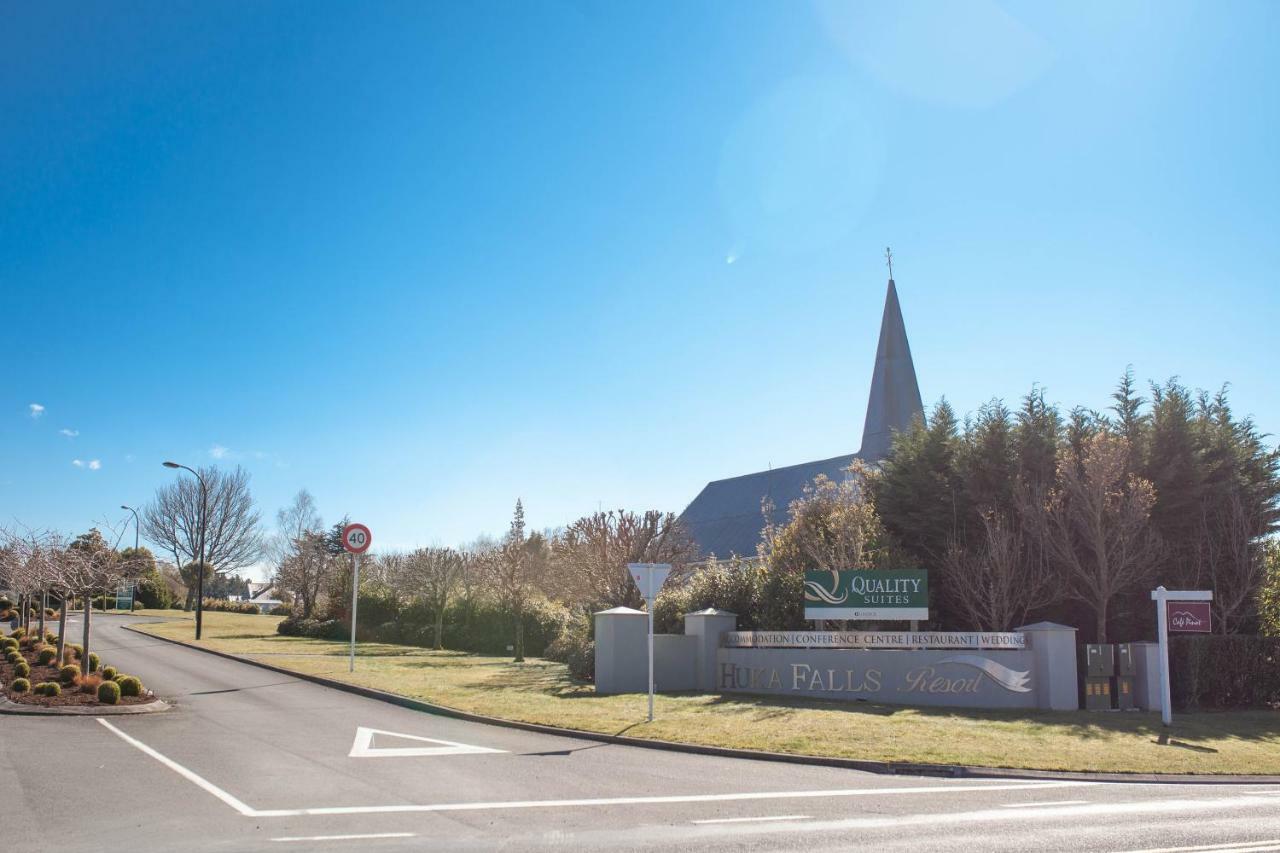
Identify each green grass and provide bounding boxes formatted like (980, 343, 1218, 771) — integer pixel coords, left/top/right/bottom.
(132, 611, 1280, 775)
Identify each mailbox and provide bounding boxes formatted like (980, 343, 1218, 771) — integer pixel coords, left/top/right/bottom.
(1079, 644, 1116, 711)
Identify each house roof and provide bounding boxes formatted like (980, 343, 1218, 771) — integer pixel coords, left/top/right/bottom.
(678, 276, 924, 560)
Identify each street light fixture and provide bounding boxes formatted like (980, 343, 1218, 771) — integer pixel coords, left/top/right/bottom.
(163, 460, 208, 640)
(121, 504, 141, 613)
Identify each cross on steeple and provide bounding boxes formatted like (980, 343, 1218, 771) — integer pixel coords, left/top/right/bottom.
(885, 246, 894, 281)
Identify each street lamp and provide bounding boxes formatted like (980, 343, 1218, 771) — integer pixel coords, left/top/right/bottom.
(121, 505, 141, 612)
(163, 461, 208, 640)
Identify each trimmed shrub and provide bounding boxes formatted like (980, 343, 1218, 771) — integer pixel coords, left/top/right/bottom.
(35, 682, 61, 697)
(102, 666, 118, 681)
(11, 627, 24, 639)
(543, 612, 595, 682)
(37, 648, 57, 666)
(97, 680, 121, 704)
(117, 676, 143, 697)
(70, 643, 84, 659)
(5, 651, 20, 665)
(1, 637, 18, 651)
(59, 664, 81, 684)
(269, 604, 293, 617)
(11, 677, 30, 693)
(14, 661, 30, 679)
(132, 601, 143, 611)
(88, 652, 100, 672)
(1170, 635, 1280, 709)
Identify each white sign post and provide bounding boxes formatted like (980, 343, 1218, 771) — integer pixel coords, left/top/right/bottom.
(341, 523, 373, 672)
(1151, 586, 1212, 726)
(627, 562, 672, 723)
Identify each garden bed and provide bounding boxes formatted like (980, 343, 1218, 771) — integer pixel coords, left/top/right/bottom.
(1, 629, 155, 708)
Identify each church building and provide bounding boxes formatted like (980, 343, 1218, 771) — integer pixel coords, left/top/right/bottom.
(678, 268, 925, 560)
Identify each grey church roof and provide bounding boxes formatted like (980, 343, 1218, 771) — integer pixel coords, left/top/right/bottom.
(678, 277, 923, 560)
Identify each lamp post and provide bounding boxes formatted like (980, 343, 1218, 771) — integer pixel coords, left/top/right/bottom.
(163, 461, 208, 640)
(121, 504, 141, 612)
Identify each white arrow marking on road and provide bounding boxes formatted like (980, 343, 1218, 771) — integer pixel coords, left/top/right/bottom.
(348, 727, 506, 758)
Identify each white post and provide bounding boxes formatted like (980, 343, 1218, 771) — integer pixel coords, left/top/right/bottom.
(349, 553, 360, 673)
(1155, 586, 1172, 726)
(647, 595, 655, 723)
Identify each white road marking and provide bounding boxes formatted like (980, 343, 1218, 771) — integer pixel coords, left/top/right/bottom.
(1115, 841, 1280, 853)
(96, 718, 256, 816)
(692, 815, 812, 824)
(349, 726, 505, 758)
(999, 799, 1090, 808)
(99, 718, 1088, 820)
(249, 781, 1095, 818)
(272, 833, 416, 843)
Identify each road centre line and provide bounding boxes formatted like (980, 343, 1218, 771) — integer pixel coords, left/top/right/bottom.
(999, 800, 1090, 808)
(692, 815, 812, 824)
(1116, 841, 1280, 853)
(94, 717, 1094, 819)
(272, 834, 416, 843)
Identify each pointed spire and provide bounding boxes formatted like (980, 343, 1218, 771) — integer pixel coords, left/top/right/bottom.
(859, 266, 924, 462)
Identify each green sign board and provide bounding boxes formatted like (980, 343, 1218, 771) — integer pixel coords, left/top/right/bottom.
(803, 569, 928, 621)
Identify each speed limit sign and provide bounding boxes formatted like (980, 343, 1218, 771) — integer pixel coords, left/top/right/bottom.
(341, 523, 372, 554)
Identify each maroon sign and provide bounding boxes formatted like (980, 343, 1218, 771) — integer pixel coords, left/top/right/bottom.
(1167, 600, 1212, 633)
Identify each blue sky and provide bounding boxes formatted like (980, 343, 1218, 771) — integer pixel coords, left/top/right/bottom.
(2, 1, 1277, 578)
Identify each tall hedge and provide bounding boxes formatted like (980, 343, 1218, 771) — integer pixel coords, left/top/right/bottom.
(1169, 635, 1280, 709)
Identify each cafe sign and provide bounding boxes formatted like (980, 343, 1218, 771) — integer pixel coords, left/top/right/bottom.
(804, 569, 928, 621)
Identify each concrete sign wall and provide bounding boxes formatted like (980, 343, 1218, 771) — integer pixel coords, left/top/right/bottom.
(723, 631, 1025, 650)
(717, 647, 1037, 709)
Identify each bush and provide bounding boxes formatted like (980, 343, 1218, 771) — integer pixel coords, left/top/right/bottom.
(117, 676, 143, 697)
(59, 664, 81, 684)
(269, 604, 293, 617)
(543, 612, 595, 682)
(102, 666, 118, 681)
(87, 652, 100, 672)
(11, 677, 30, 693)
(1170, 635, 1280, 709)
(97, 680, 121, 704)
(11, 627, 24, 639)
(5, 651, 20, 665)
(37, 648, 57, 666)
(36, 682, 61, 697)
(1, 637, 18, 651)
(71, 643, 83, 659)
(14, 661, 30, 679)
(79, 673, 103, 695)
(200, 598, 263, 615)
(276, 617, 347, 640)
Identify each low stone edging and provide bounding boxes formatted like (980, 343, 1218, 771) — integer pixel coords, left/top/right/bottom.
(122, 624, 1280, 785)
(0, 694, 170, 716)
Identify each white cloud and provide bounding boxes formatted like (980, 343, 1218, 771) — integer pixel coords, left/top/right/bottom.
(88, 459, 101, 470)
(72, 458, 101, 470)
(29, 403, 45, 418)
(59, 428, 79, 438)
(72, 459, 84, 468)
(209, 444, 231, 459)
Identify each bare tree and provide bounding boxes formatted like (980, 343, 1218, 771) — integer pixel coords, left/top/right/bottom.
(1031, 431, 1162, 643)
(397, 547, 466, 649)
(143, 466, 263, 607)
(273, 530, 337, 619)
(939, 507, 1060, 631)
(270, 489, 322, 568)
(64, 528, 129, 670)
(550, 509, 696, 611)
(484, 500, 551, 661)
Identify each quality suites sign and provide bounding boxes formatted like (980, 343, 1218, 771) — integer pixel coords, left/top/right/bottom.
(804, 569, 928, 620)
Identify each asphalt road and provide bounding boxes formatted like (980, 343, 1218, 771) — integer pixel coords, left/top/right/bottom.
(3, 613, 1279, 852)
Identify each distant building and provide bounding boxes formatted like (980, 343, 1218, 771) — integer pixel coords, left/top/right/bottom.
(243, 581, 283, 612)
(678, 273, 924, 560)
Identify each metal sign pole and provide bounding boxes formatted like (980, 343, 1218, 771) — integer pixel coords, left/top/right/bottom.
(647, 581, 655, 723)
(349, 552, 360, 673)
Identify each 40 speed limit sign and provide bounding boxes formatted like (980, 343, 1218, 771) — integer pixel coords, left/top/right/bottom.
(341, 523, 372, 554)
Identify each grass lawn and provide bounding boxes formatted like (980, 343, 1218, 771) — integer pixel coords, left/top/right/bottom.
(131, 610, 1280, 775)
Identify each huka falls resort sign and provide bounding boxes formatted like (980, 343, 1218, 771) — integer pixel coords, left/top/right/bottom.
(804, 569, 928, 620)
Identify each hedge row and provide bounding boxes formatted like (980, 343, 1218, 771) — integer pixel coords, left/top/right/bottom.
(1170, 635, 1280, 709)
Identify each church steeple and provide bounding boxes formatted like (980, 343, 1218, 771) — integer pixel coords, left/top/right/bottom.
(858, 251, 924, 462)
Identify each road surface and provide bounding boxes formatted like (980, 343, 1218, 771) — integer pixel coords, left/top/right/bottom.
(2, 613, 1278, 852)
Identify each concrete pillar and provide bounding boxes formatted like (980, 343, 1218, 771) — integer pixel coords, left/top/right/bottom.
(593, 607, 648, 695)
(683, 608, 737, 691)
(1015, 621, 1079, 711)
